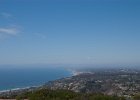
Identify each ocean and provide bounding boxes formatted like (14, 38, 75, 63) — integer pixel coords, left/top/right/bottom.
(0, 66, 72, 91)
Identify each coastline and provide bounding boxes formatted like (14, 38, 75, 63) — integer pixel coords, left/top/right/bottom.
(0, 69, 91, 94)
(0, 86, 37, 94)
(0, 67, 73, 93)
(0, 68, 74, 94)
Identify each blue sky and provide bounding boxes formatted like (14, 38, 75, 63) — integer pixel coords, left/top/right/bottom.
(0, 0, 140, 66)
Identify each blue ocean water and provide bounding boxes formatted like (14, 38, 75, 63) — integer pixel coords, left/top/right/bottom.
(0, 66, 72, 91)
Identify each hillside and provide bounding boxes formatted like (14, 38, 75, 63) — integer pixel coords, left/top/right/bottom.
(0, 88, 125, 100)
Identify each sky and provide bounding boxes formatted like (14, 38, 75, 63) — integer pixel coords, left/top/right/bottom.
(0, 0, 140, 66)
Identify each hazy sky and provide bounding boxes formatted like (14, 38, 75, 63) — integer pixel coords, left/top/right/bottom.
(0, 0, 140, 65)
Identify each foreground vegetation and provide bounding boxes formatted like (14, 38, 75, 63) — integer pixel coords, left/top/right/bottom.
(15, 89, 125, 100)
(2, 88, 140, 100)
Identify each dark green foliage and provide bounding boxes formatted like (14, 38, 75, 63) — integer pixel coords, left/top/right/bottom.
(133, 94, 140, 100)
(15, 89, 126, 100)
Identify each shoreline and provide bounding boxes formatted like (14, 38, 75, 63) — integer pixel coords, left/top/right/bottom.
(0, 86, 38, 93)
(0, 69, 91, 94)
(0, 69, 74, 93)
